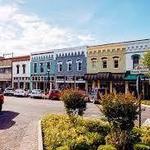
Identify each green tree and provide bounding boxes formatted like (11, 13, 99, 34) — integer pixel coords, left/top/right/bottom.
(143, 51, 150, 70)
(101, 93, 139, 150)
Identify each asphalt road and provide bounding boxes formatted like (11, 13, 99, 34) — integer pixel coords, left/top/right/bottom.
(0, 96, 102, 150)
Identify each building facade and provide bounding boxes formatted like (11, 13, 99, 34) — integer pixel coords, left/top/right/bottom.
(30, 51, 55, 91)
(0, 57, 12, 89)
(55, 46, 87, 90)
(12, 56, 30, 90)
(85, 43, 126, 94)
(124, 39, 150, 99)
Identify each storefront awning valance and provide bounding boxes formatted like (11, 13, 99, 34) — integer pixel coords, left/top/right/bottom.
(84, 72, 125, 81)
(124, 74, 145, 81)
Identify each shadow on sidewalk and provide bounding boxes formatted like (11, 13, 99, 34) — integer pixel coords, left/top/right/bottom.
(0, 111, 19, 130)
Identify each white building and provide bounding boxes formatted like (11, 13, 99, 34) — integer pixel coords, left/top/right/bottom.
(12, 56, 30, 90)
(125, 39, 150, 71)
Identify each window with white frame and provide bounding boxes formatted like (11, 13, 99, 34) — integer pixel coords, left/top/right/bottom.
(34, 63, 37, 73)
(76, 59, 82, 71)
(47, 62, 51, 70)
(91, 58, 97, 68)
(16, 65, 20, 74)
(132, 54, 140, 69)
(57, 61, 62, 72)
(66, 60, 72, 71)
(101, 57, 107, 68)
(22, 64, 26, 74)
(40, 62, 44, 73)
(113, 56, 119, 68)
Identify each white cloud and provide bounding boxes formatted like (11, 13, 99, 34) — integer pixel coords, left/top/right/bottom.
(0, 3, 95, 56)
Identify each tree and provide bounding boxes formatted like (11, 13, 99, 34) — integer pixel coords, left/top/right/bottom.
(101, 93, 139, 150)
(60, 89, 87, 116)
(143, 51, 150, 70)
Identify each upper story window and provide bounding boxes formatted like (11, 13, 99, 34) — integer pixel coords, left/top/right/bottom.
(57, 62, 62, 72)
(66, 60, 72, 71)
(16, 65, 20, 74)
(22, 64, 26, 74)
(76, 59, 82, 71)
(132, 54, 140, 69)
(101, 57, 107, 68)
(91, 58, 97, 68)
(47, 62, 51, 70)
(113, 56, 119, 68)
(40, 62, 44, 73)
(34, 63, 37, 73)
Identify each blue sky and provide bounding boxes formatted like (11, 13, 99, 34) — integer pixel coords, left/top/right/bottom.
(0, 0, 150, 55)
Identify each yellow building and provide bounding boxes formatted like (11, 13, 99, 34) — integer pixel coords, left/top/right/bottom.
(85, 42, 126, 94)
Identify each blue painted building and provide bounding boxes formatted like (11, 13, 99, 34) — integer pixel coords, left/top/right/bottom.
(30, 50, 55, 90)
(55, 46, 87, 90)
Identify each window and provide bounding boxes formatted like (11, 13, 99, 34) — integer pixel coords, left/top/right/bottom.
(102, 60, 107, 68)
(22, 64, 26, 74)
(132, 54, 140, 69)
(113, 56, 119, 68)
(76, 59, 82, 71)
(47, 62, 51, 70)
(114, 60, 119, 68)
(101, 57, 107, 68)
(34, 63, 37, 73)
(67, 60, 72, 71)
(91, 58, 97, 68)
(40, 63, 44, 73)
(57, 62, 62, 72)
(16, 65, 20, 74)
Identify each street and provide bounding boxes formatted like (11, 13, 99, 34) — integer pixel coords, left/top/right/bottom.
(0, 96, 102, 150)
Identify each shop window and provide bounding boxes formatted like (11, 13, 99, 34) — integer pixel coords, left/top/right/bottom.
(132, 54, 140, 69)
(16, 65, 20, 74)
(22, 64, 26, 74)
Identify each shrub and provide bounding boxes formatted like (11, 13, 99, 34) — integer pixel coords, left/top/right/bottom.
(101, 93, 139, 150)
(97, 145, 116, 150)
(42, 114, 108, 150)
(60, 89, 86, 116)
(140, 127, 150, 145)
(134, 143, 150, 150)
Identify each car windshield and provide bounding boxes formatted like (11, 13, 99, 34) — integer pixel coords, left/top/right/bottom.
(16, 89, 24, 92)
(32, 89, 41, 93)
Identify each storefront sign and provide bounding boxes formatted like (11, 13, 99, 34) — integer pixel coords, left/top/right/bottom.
(131, 65, 149, 74)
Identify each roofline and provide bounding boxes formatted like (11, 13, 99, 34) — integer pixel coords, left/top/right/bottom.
(87, 38, 150, 48)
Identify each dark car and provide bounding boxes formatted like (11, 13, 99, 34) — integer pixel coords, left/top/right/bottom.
(48, 89, 61, 100)
(0, 88, 4, 112)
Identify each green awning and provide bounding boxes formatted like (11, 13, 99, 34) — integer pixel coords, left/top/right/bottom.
(124, 74, 145, 81)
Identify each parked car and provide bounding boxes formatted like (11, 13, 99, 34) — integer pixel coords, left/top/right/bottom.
(0, 88, 4, 112)
(48, 89, 61, 100)
(30, 89, 43, 99)
(14, 89, 29, 97)
(4, 87, 14, 96)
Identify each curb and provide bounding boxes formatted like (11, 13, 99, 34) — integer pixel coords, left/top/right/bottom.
(38, 120, 43, 150)
(142, 104, 150, 108)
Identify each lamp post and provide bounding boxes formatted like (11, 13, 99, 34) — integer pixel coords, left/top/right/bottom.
(47, 69, 50, 91)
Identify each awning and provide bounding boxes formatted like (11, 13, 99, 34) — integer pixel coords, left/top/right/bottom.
(124, 74, 145, 81)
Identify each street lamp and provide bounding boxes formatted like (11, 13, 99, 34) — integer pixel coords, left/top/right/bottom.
(47, 69, 50, 91)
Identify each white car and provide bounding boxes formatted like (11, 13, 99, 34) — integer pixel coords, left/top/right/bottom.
(4, 88, 14, 96)
(30, 89, 43, 99)
(14, 89, 29, 97)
